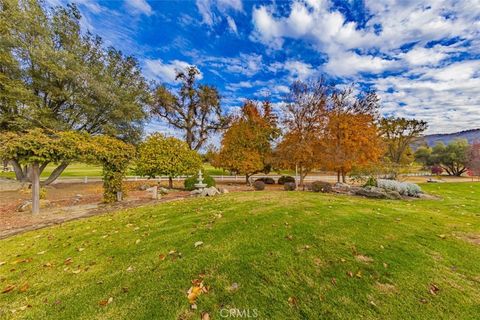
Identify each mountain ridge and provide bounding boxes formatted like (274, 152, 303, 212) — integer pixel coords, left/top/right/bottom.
(422, 128, 480, 146)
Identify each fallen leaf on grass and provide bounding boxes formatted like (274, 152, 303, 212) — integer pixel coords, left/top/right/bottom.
(64, 258, 73, 265)
(227, 283, 239, 292)
(346, 271, 353, 278)
(429, 283, 440, 295)
(0, 261, 5, 266)
(331, 278, 337, 286)
(19, 283, 29, 292)
(287, 296, 298, 307)
(72, 269, 82, 274)
(159, 254, 166, 261)
(135, 239, 141, 245)
(126, 266, 134, 272)
(2, 285, 15, 293)
(437, 234, 447, 239)
(194, 241, 204, 248)
(99, 297, 113, 306)
(201, 312, 210, 320)
(285, 235, 293, 241)
(77, 247, 85, 252)
(37, 251, 46, 255)
(355, 255, 374, 263)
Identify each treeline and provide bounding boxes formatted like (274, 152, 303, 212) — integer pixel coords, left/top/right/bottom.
(0, 0, 435, 211)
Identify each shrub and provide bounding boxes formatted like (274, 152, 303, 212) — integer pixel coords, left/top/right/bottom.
(284, 182, 296, 191)
(377, 179, 422, 197)
(184, 173, 216, 191)
(431, 165, 443, 175)
(253, 180, 265, 190)
(255, 177, 275, 184)
(311, 181, 332, 193)
(278, 175, 295, 185)
(363, 176, 377, 187)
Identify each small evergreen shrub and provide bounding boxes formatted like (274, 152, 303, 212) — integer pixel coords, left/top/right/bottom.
(184, 173, 216, 191)
(278, 175, 295, 185)
(311, 181, 332, 193)
(363, 176, 377, 187)
(253, 180, 265, 190)
(377, 179, 422, 197)
(284, 182, 296, 191)
(256, 177, 275, 184)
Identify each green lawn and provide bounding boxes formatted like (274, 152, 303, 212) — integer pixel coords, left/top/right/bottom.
(1, 163, 231, 180)
(1, 183, 479, 319)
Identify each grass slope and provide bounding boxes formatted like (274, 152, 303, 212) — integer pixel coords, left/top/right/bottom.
(1, 183, 480, 319)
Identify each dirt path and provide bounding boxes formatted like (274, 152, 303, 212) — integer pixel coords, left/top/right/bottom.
(0, 180, 253, 239)
(0, 192, 191, 239)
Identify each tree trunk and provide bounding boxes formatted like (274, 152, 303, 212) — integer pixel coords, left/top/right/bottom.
(168, 177, 173, 189)
(337, 170, 341, 183)
(342, 170, 346, 183)
(31, 162, 40, 214)
(42, 162, 69, 186)
(245, 175, 250, 185)
(11, 160, 26, 181)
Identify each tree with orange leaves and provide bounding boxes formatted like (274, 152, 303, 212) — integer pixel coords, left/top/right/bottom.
(214, 100, 278, 184)
(274, 80, 328, 188)
(322, 87, 384, 183)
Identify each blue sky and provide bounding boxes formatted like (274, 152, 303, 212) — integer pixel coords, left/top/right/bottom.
(47, 0, 480, 135)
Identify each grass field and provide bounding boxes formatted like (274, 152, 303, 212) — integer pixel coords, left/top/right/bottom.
(1, 183, 479, 319)
(0, 163, 226, 180)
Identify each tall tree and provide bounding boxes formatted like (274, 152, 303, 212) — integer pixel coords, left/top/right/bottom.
(135, 133, 202, 188)
(323, 88, 384, 182)
(467, 140, 480, 177)
(0, 1, 148, 184)
(151, 66, 229, 151)
(274, 80, 328, 187)
(430, 140, 470, 176)
(379, 117, 428, 164)
(215, 101, 278, 183)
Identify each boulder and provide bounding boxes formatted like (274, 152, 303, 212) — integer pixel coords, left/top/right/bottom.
(17, 200, 51, 212)
(190, 187, 221, 197)
(218, 188, 229, 194)
(158, 187, 170, 195)
(355, 186, 401, 200)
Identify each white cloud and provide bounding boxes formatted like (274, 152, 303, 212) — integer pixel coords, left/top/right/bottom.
(195, 0, 243, 28)
(374, 60, 480, 133)
(250, 0, 480, 76)
(226, 15, 238, 34)
(325, 52, 398, 76)
(125, 0, 153, 16)
(201, 53, 263, 77)
(401, 46, 448, 66)
(143, 59, 202, 83)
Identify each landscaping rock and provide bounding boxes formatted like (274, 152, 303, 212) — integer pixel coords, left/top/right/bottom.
(355, 186, 401, 200)
(17, 200, 51, 212)
(333, 182, 351, 193)
(190, 187, 221, 197)
(218, 188, 229, 194)
(427, 178, 445, 183)
(159, 187, 170, 195)
(138, 184, 149, 191)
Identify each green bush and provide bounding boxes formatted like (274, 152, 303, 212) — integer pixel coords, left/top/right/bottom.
(184, 173, 216, 191)
(278, 175, 295, 185)
(363, 176, 377, 187)
(284, 182, 296, 191)
(256, 177, 275, 184)
(311, 181, 332, 193)
(253, 180, 265, 190)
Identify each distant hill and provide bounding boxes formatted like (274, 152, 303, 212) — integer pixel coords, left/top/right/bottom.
(422, 129, 480, 146)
